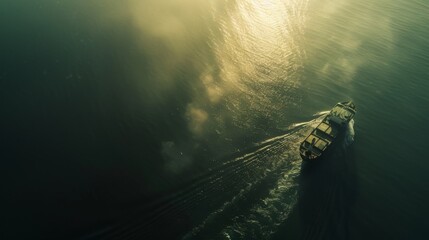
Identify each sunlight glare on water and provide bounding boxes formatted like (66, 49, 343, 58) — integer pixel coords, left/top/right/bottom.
(208, 0, 309, 131)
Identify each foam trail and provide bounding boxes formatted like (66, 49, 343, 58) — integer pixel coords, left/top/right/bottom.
(288, 113, 328, 130)
(344, 119, 355, 146)
(219, 158, 301, 240)
(313, 110, 330, 117)
(288, 120, 314, 129)
(83, 113, 345, 240)
(183, 119, 316, 240)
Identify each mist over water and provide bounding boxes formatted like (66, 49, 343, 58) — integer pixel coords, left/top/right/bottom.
(2, 0, 429, 239)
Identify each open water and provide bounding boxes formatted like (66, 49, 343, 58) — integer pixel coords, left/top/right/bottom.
(2, 0, 429, 239)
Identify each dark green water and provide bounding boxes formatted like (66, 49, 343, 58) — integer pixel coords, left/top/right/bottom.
(2, 0, 429, 239)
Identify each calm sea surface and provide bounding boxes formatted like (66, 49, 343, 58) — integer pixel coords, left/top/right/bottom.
(2, 0, 429, 239)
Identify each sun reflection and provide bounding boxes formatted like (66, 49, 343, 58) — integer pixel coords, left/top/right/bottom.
(215, 0, 308, 87)
(125, 0, 309, 136)
(180, 0, 308, 133)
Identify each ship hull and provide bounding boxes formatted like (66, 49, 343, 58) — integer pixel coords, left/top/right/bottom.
(299, 101, 356, 162)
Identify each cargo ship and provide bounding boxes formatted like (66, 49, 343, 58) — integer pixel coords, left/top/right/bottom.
(299, 101, 356, 161)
